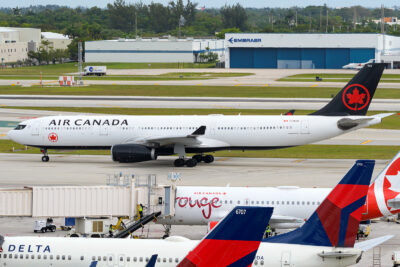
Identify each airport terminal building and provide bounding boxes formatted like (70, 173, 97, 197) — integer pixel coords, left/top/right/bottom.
(225, 33, 400, 69)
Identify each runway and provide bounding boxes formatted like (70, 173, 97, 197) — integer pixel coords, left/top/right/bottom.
(0, 153, 390, 188)
(2, 68, 400, 88)
(1, 95, 400, 110)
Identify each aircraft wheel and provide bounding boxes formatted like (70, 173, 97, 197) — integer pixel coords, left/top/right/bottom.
(41, 156, 49, 162)
(174, 158, 185, 167)
(203, 155, 214, 163)
(192, 155, 203, 163)
(185, 158, 197, 167)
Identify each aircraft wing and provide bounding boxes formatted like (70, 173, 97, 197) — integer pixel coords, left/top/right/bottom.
(354, 235, 394, 252)
(132, 126, 230, 147)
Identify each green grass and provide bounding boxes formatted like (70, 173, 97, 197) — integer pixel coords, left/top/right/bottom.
(0, 140, 397, 159)
(279, 73, 400, 83)
(0, 62, 216, 76)
(1, 84, 400, 99)
(0, 72, 252, 81)
(4, 107, 399, 130)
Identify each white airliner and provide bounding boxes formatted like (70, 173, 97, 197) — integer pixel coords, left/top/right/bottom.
(7, 63, 388, 167)
(343, 59, 374, 70)
(157, 152, 400, 232)
(0, 160, 392, 267)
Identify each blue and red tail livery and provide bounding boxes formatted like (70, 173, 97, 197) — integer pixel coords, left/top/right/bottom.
(265, 160, 375, 247)
(178, 206, 273, 267)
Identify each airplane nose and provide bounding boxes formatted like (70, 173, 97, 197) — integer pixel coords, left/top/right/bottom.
(7, 130, 15, 140)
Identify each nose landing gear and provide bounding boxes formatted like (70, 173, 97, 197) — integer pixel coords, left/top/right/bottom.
(40, 149, 49, 162)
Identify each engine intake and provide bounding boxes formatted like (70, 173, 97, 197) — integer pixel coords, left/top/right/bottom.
(111, 144, 157, 163)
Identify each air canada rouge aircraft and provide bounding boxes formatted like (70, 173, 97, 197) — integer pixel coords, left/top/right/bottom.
(0, 160, 392, 267)
(8, 63, 390, 167)
(156, 152, 400, 231)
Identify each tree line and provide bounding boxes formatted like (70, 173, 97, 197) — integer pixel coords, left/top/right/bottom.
(1, 2, 399, 60)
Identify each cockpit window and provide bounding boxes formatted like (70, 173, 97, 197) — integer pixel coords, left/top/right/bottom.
(14, 124, 26, 130)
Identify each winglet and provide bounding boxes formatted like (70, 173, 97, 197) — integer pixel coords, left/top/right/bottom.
(190, 126, 206, 136)
(178, 206, 273, 267)
(265, 160, 374, 247)
(145, 254, 158, 267)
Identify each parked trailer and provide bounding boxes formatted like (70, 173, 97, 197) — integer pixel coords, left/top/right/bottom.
(83, 66, 106, 76)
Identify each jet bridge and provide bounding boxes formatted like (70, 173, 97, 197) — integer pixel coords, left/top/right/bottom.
(0, 174, 175, 220)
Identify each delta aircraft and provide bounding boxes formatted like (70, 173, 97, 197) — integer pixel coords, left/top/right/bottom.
(0, 160, 392, 267)
(7, 63, 390, 167)
(157, 152, 400, 232)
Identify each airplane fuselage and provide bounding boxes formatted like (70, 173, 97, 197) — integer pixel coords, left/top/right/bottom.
(8, 114, 379, 153)
(0, 236, 361, 267)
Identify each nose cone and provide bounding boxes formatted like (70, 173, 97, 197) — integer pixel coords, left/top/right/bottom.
(7, 129, 15, 141)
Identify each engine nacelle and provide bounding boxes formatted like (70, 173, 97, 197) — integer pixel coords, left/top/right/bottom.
(111, 144, 157, 163)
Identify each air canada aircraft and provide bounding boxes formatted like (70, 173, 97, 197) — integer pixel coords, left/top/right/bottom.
(0, 160, 392, 267)
(157, 152, 400, 232)
(8, 63, 390, 167)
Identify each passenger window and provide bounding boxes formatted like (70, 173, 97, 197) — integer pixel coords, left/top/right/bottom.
(62, 255, 65, 260)
(307, 201, 310, 205)
(163, 258, 166, 262)
(312, 202, 315, 205)
(169, 258, 173, 262)
(80, 256, 84, 260)
(134, 257, 137, 262)
(251, 201, 254, 204)
(92, 256, 95, 261)
(50, 255, 53, 260)
(277, 201, 279, 204)
(109, 256, 113, 261)
(37, 255, 41, 259)
(68, 255, 71, 260)
(261, 260, 264, 265)
(261, 201, 264, 204)
(157, 258, 160, 262)
(120, 256, 123, 261)
(44, 255, 47, 260)
(175, 258, 179, 263)
(56, 255, 60, 260)
(237, 200, 240, 204)
(103, 256, 106, 261)
(287, 201, 289, 205)
(146, 257, 149, 262)
(127, 257, 130, 262)
(98, 256, 101, 261)
(25, 254, 29, 259)
(139, 257, 143, 262)
(256, 201, 259, 204)
(292, 201, 295, 205)
(20, 254, 24, 259)
(14, 254, 18, 259)
(254, 260, 258, 265)
(2, 254, 5, 259)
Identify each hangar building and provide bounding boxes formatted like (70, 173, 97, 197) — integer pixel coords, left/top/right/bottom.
(225, 33, 400, 69)
(85, 38, 225, 63)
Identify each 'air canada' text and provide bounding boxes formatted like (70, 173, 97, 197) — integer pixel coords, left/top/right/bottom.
(49, 119, 128, 126)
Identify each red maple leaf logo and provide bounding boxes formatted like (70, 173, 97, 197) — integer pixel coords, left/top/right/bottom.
(48, 132, 58, 142)
(346, 88, 366, 105)
(342, 84, 370, 111)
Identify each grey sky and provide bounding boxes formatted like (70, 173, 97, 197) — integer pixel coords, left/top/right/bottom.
(2, 0, 399, 9)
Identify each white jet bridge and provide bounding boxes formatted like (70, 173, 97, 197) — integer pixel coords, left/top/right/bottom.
(0, 174, 175, 220)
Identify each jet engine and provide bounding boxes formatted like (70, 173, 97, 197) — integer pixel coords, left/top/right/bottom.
(111, 144, 157, 163)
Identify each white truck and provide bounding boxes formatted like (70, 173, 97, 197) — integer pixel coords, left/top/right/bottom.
(83, 66, 106, 76)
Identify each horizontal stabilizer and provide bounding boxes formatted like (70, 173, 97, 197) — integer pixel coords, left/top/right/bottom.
(318, 251, 359, 258)
(354, 235, 394, 252)
(337, 117, 373, 130)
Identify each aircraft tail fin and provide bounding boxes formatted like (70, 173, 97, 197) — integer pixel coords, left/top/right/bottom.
(310, 63, 385, 116)
(265, 160, 374, 247)
(177, 206, 273, 267)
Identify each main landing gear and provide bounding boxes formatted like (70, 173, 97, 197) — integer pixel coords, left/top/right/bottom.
(173, 144, 214, 167)
(173, 154, 214, 168)
(41, 149, 49, 162)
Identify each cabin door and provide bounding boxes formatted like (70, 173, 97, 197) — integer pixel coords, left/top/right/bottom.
(281, 251, 291, 266)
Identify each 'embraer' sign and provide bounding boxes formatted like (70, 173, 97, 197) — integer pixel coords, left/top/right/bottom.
(228, 37, 261, 44)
